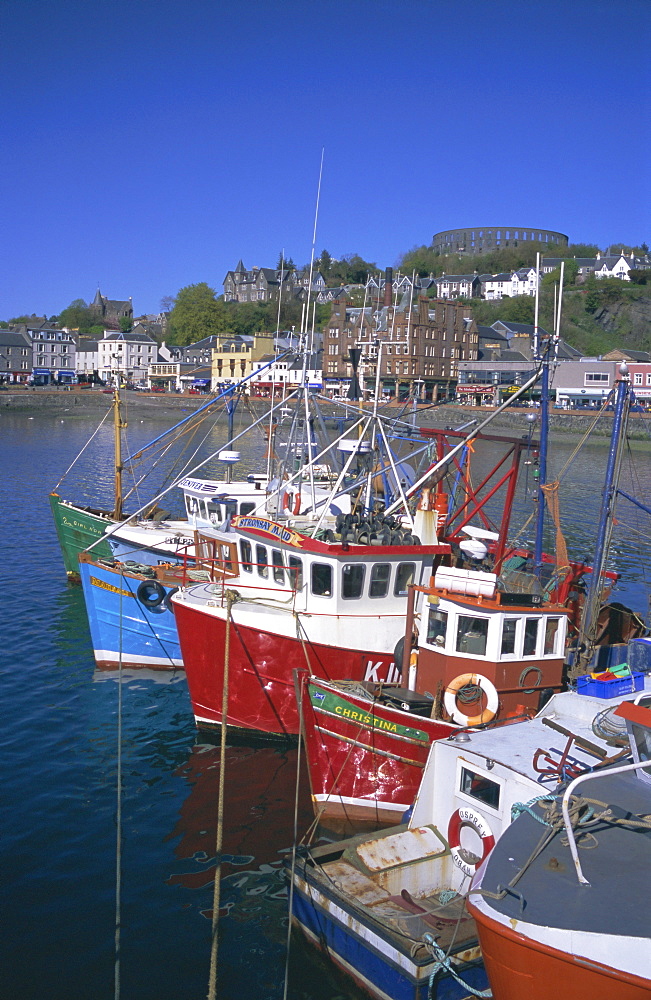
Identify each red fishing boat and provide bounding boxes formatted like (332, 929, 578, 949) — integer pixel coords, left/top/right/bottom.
(172, 415, 539, 740)
(468, 698, 651, 1000)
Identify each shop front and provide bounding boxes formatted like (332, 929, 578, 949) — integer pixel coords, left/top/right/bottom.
(456, 383, 495, 405)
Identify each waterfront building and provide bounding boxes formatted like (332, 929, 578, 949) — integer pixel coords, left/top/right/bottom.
(0, 330, 32, 384)
(321, 286, 478, 401)
(97, 327, 158, 385)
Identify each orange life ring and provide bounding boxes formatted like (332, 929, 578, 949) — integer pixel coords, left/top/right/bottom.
(283, 489, 301, 516)
(444, 672, 498, 727)
(447, 806, 495, 876)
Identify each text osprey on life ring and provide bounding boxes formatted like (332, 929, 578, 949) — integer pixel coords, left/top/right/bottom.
(444, 672, 499, 727)
(447, 806, 495, 876)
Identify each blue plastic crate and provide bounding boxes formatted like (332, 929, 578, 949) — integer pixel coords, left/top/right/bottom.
(576, 671, 644, 699)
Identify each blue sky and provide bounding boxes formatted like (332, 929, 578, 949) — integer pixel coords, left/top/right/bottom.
(1, 0, 649, 320)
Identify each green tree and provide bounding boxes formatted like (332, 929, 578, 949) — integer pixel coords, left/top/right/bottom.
(58, 299, 97, 332)
(168, 283, 225, 345)
(119, 315, 133, 333)
(317, 249, 332, 277)
(398, 245, 439, 276)
(542, 259, 580, 288)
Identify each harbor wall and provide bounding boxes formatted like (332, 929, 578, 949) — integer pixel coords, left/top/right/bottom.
(2, 387, 650, 439)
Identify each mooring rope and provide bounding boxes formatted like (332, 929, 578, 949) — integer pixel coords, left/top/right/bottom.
(114, 573, 125, 1000)
(207, 590, 237, 1000)
(282, 671, 307, 1000)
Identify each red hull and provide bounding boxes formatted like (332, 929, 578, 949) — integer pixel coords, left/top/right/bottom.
(469, 904, 651, 1000)
(299, 675, 455, 826)
(173, 601, 397, 737)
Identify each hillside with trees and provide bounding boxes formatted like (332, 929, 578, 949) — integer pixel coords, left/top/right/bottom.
(395, 240, 651, 355)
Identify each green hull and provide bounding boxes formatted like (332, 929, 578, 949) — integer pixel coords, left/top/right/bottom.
(49, 492, 115, 579)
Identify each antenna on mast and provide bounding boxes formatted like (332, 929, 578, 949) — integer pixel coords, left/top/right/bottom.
(304, 147, 325, 358)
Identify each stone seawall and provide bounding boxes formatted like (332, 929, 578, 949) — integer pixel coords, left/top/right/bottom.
(2, 388, 650, 439)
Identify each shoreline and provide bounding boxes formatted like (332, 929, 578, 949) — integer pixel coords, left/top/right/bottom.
(2, 387, 650, 439)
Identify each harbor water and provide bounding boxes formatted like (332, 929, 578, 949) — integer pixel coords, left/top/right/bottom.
(2, 406, 650, 999)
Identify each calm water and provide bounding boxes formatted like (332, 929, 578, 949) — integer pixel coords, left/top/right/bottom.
(2, 406, 650, 1000)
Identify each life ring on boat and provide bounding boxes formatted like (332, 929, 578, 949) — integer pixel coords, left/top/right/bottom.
(283, 489, 301, 516)
(444, 673, 499, 727)
(137, 579, 166, 611)
(447, 807, 495, 874)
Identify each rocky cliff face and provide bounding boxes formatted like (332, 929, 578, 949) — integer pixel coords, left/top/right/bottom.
(592, 294, 651, 349)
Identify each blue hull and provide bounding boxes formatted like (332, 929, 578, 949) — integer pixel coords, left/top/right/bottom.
(290, 869, 487, 1000)
(79, 559, 183, 670)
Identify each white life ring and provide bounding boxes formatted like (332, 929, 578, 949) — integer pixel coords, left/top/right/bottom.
(444, 672, 499, 727)
(447, 806, 495, 875)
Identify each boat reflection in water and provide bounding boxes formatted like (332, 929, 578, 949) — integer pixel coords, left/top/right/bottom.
(163, 738, 354, 997)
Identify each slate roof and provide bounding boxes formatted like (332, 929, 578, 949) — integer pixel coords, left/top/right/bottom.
(556, 339, 583, 360)
(0, 330, 30, 347)
(500, 350, 530, 362)
(435, 274, 479, 282)
(102, 330, 156, 344)
(477, 325, 508, 343)
(492, 322, 551, 337)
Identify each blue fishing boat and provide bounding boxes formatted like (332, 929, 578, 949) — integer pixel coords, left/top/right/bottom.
(78, 555, 185, 670)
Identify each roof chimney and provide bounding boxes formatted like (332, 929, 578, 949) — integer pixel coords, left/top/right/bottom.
(383, 267, 393, 307)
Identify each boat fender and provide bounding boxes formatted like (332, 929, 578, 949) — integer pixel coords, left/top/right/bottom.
(444, 673, 499, 727)
(137, 579, 166, 611)
(393, 636, 405, 671)
(447, 807, 495, 875)
(163, 586, 179, 612)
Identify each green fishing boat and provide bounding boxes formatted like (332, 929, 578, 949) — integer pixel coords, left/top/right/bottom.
(50, 389, 126, 580)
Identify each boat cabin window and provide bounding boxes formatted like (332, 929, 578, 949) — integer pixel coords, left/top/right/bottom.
(256, 544, 268, 579)
(240, 502, 256, 516)
(523, 618, 540, 657)
(223, 500, 238, 524)
(342, 563, 365, 600)
(456, 616, 489, 656)
(544, 617, 560, 655)
(460, 767, 501, 810)
(369, 563, 391, 598)
(394, 562, 416, 597)
(501, 618, 518, 656)
(272, 549, 285, 585)
(206, 500, 222, 525)
(186, 496, 200, 517)
(239, 539, 253, 573)
(288, 556, 303, 591)
(427, 608, 448, 647)
(311, 562, 332, 597)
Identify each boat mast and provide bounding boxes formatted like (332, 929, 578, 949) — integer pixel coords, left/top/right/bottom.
(112, 388, 126, 520)
(572, 363, 632, 677)
(533, 256, 563, 577)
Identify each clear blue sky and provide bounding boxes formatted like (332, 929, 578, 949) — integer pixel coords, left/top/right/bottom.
(1, 0, 649, 320)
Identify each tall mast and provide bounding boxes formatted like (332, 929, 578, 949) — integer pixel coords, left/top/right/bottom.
(534, 257, 563, 577)
(112, 388, 126, 520)
(572, 363, 632, 677)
